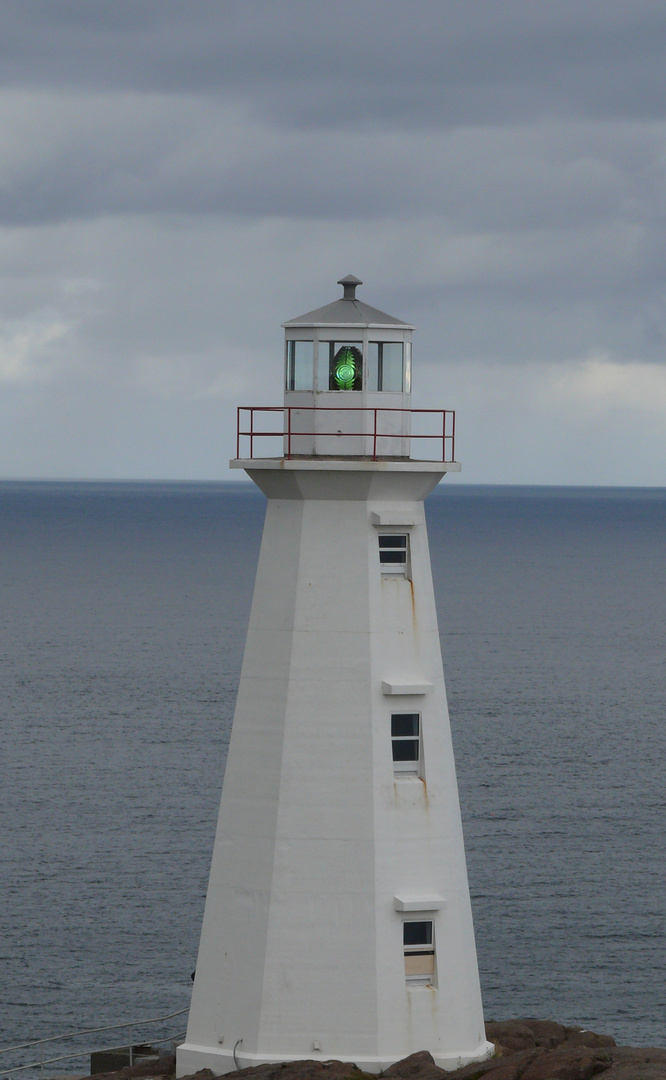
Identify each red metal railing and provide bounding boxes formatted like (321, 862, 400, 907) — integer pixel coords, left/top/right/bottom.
(236, 406, 456, 462)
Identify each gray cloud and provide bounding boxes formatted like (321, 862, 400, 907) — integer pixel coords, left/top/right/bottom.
(1, 0, 666, 482)
(2, 1, 666, 126)
(2, 92, 666, 245)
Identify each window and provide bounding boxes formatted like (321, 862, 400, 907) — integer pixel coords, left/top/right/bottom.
(379, 533, 408, 574)
(391, 713, 420, 773)
(368, 342, 404, 392)
(324, 341, 363, 391)
(403, 921, 435, 984)
(285, 341, 314, 391)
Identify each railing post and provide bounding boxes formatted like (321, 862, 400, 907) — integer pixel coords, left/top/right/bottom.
(236, 407, 240, 459)
(373, 408, 377, 460)
(287, 407, 291, 460)
(249, 408, 254, 460)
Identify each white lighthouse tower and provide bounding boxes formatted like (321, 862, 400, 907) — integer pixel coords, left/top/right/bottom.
(177, 277, 492, 1075)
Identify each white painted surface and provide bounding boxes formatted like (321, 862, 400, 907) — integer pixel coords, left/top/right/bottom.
(370, 511, 418, 526)
(393, 896, 446, 911)
(177, 460, 491, 1075)
(381, 680, 433, 695)
(284, 389, 412, 458)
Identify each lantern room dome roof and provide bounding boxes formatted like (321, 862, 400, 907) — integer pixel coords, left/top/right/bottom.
(283, 275, 414, 330)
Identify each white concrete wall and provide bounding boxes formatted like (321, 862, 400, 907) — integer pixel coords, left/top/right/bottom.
(283, 390, 411, 458)
(177, 462, 490, 1076)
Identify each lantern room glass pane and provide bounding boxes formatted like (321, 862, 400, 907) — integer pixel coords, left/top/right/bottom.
(286, 341, 313, 391)
(367, 342, 379, 391)
(404, 341, 412, 392)
(381, 342, 403, 391)
(368, 342, 404, 392)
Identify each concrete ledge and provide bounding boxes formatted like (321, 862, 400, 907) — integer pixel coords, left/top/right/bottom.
(382, 680, 432, 696)
(230, 458, 460, 473)
(370, 511, 418, 526)
(176, 1038, 494, 1076)
(394, 894, 446, 911)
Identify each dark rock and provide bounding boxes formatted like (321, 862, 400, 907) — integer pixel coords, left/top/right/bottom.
(485, 1021, 542, 1052)
(170, 1071, 215, 1080)
(91, 1054, 178, 1079)
(601, 1046, 666, 1079)
(606, 1048, 666, 1064)
(449, 1034, 666, 1080)
(217, 1060, 375, 1080)
(451, 1048, 539, 1080)
(484, 1019, 605, 1054)
(383, 1050, 448, 1080)
(483, 1019, 617, 1063)
(603, 1067, 666, 1080)
(519, 1047, 612, 1080)
(565, 1033, 616, 1050)
(518, 1020, 572, 1049)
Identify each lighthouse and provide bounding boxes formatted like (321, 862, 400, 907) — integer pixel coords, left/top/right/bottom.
(176, 277, 492, 1075)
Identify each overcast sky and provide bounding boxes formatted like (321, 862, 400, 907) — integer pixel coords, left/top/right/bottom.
(2, 0, 666, 485)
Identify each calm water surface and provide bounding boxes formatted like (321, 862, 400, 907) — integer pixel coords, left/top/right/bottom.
(1, 482, 664, 1060)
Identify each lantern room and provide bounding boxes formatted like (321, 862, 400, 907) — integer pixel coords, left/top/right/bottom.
(282, 275, 414, 457)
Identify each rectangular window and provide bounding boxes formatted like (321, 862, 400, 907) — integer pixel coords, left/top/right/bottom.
(380, 342, 404, 392)
(286, 341, 313, 391)
(403, 921, 435, 984)
(391, 713, 420, 773)
(368, 342, 404, 392)
(379, 533, 409, 574)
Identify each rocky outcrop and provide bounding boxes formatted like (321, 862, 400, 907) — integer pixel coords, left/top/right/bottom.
(88, 1053, 176, 1080)
(90, 1021, 666, 1080)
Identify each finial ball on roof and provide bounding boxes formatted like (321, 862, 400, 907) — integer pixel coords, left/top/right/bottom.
(337, 274, 363, 300)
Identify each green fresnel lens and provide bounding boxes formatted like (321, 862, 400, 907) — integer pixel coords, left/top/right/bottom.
(334, 347, 358, 389)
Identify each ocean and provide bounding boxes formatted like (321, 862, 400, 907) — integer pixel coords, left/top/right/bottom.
(1, 481, 664, 1065)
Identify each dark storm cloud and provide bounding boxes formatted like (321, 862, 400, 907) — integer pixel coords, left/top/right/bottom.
(2, 0, 666, 127)
(1, 0, 666, 483)
(3, 98, 666, 328)
(0, 93, 661, 241)
(1, 0, 665, 245)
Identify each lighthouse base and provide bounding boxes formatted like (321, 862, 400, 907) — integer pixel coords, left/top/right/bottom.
(176, 1039, 494, 1076)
